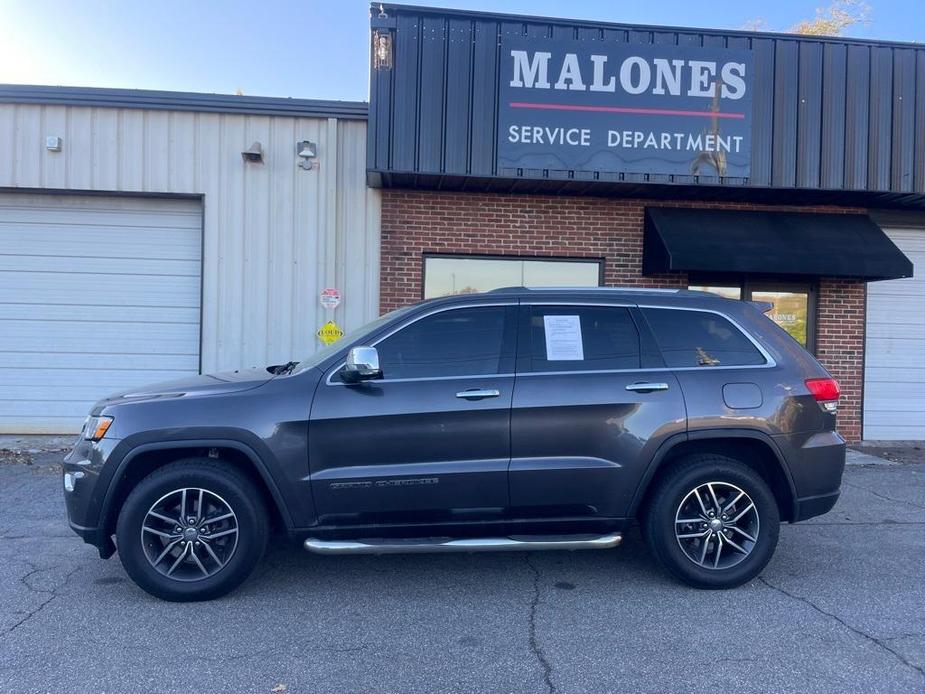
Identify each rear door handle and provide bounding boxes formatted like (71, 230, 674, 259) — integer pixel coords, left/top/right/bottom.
(456, 388, 501, 400)
(625, 382, 669, 393)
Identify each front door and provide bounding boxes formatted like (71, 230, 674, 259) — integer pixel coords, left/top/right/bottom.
(509, 303, 687, 520)
(309, 303, 517, 527)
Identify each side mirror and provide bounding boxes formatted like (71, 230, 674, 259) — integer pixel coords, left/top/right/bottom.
(342, 346, 382, 383)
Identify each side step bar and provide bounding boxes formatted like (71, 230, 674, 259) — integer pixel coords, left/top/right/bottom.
(303, 533, 622, 556)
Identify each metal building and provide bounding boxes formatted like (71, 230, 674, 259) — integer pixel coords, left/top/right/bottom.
(0, 87, 377, 433)
(2, 4, 925, 442)
(366, 4, 922, 442)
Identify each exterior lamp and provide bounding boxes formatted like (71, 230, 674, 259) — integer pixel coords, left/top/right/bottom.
(297, 140, 317, 170)
(373, 29, 393, 70)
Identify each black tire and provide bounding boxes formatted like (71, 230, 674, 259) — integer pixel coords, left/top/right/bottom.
(116, 459, 268, 602)
(643, 454, 780, 589)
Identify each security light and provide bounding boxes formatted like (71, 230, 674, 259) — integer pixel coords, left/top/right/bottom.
(297, 140, 317, 170)
(297, 141, 317, 159)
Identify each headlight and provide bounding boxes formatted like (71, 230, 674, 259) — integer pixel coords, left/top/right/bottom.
(83, 415, 113, 441)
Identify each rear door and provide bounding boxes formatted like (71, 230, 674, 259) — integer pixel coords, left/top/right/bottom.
(509, 303, 687, 520)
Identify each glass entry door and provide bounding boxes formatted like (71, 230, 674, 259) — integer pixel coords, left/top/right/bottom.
(689, 281, 815, 351)
(749, 286, 812, 348)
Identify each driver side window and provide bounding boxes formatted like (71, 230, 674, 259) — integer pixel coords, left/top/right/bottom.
(374, 306, 513, 380)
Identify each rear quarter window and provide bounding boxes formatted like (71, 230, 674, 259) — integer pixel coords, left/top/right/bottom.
(642, 308, 766, 368)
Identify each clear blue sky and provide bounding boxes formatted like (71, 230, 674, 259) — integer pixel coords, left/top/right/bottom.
(0, 1, 920, 102)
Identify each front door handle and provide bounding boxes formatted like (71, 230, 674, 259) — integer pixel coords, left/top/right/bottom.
(456, 388, 501, 400)
(625, 382, 670, 393)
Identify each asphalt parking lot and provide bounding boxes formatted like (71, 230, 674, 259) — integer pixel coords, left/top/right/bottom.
(1, 451, 923, 694)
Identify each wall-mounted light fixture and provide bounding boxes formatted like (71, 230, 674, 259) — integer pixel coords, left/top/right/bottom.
(297, 140, 317, 170)
(45, 136, 62, 152)
(242, 142, 264, 163)
(372, 29, 393, 70)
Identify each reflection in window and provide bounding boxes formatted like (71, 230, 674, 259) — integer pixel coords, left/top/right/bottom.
(643, 309, 766, 368)
(751, 290, 809, 347)
(688, 281, 814, 350)
(424, 256, 600, 298)
(689, 285, 742, 300)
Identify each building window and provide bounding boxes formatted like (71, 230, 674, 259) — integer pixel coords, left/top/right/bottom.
(423, 255, 601, 298)
(689, 279, 816, 351)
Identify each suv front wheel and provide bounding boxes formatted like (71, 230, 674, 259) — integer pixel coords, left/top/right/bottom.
(643, 454, 780, 589)
(115, 459, 268, 601)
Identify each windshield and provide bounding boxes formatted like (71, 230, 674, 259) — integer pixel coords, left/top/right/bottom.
(291, 305, 417, 374)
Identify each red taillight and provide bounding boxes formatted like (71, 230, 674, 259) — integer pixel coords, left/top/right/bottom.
(805, 378, 840, 411)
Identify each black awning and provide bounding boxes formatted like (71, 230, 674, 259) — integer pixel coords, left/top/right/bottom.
(643, 208, 914, 281)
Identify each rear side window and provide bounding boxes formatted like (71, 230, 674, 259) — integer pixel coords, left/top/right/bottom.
(376, 306, 509, 379)
(642, 308, 766, 368)
(527, 306, 640, 372)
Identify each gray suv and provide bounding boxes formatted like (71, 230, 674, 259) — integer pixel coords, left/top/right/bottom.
(63, 287, 846, 601)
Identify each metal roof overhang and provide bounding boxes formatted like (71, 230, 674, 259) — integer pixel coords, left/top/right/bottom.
(643, 207, 914, 281)
(368, 171, 925, 211)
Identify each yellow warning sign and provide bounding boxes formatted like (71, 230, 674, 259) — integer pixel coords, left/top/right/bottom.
(316, 320, 345, 345)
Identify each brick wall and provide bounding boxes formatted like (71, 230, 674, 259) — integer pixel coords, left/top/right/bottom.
(380, 189, 866, 441)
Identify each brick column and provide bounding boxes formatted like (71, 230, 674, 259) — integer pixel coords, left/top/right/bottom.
(815, 278, 866, 442)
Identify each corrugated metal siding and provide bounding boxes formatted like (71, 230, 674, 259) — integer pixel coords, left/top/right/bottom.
(0, 103, 380, 375)
(864, 227, 925, 439)
(369, 5, 925, 195)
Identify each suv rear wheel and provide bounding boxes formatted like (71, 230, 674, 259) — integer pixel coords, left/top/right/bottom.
(643, 454, 780, 589)
(115, 459, 268, 601)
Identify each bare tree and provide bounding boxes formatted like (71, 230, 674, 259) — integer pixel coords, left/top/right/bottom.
(790, 0, 871, 36)
(743, 0, 871, 37)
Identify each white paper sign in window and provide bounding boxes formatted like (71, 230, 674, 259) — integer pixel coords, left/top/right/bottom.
(543, 315, 584, 361)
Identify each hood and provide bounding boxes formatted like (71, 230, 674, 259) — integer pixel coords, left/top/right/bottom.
(93, 367, 275, 410)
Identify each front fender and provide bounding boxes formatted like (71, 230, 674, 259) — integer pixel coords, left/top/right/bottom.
(97, 433, 300, 536)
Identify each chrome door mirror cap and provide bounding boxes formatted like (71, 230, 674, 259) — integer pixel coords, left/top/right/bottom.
(343, 346, 382, 383)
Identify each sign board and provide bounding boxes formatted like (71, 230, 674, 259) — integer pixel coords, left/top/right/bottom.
(320, 287, 341, 310)
(498, 38, 752, 178)
(316, 320, 345, 345)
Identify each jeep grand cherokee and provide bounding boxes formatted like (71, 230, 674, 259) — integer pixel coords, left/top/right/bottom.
(63, 287, 845, 601)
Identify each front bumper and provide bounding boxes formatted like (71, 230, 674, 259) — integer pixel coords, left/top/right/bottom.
(63, 437, 120, 557)
(793, 490, 841, 522)
(67, 518, 117, 558)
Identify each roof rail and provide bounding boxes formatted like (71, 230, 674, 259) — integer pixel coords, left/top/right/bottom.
(487, 286, 685, 294)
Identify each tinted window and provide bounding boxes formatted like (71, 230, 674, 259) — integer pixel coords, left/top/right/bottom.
(528, 306, 640, 372)
(642, 309, 766, 368)
(376, 306, 508, 380)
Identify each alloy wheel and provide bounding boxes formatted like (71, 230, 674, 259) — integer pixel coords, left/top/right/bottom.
(140, 487, 239, 582)
(674, 481, 760, 570)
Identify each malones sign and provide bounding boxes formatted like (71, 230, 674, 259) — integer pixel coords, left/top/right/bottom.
(498, 38, 753, 178)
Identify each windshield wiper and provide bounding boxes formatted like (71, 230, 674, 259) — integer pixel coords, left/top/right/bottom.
(269, 361, 299, 375)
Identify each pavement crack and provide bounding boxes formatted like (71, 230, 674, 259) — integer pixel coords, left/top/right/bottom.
(3, 563, 82, 637)
(524, 554, 556, 694)
(843, 481, 925, 511)
(759, 576, 924, 679)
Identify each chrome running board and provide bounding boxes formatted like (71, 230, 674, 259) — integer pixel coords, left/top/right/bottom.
(303, 533, 622, 555)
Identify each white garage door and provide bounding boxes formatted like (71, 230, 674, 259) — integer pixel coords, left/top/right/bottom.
(0, 194, 202, 434)
(864, 227, 925, 440)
